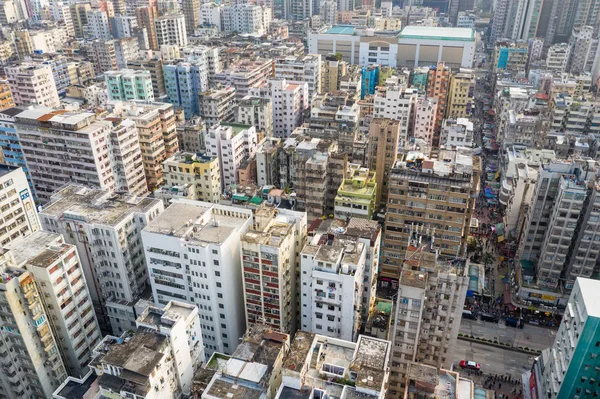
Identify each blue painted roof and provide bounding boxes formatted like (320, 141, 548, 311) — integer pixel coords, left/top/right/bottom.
(326, 26, 356, 35)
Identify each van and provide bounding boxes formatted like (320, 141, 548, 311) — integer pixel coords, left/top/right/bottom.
(462, 310, 477, 320)
(480, 313, 499, 323)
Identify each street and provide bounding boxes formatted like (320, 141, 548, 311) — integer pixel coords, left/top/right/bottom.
(451, 339, 533, 379)
(459, 317, 556, 351)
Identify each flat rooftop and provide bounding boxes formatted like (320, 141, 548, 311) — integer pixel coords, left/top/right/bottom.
(350, 336, 390, 391)
(7, 231, 65, 267)
(0, 164, 21, 177)
(94, 331, 167, 377)
(576, 277, 600, 318)
(326, 26, 356, 35)
(399, 26, 475, 41)
(283, 331, 315, 371)
(41, 185, 160, 226)
(144, 202, 250, 244)
(55, 373, 99, 399)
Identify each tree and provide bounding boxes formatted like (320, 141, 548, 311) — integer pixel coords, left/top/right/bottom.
(467, 237, 479, 253)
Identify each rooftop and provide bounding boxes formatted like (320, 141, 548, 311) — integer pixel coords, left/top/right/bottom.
(576, 277, 600, 318)
(7, 231, 68, 268)
(93, 331, 167, 378)
(54, 373, 99, 399)
(0, 164, 21, 178)
(144, 201, 251, 245)
(41, 185, 160, 226)
(283, 331, 315, 371)
(399, 26, 474, 41)
(325, 26, 356, 35)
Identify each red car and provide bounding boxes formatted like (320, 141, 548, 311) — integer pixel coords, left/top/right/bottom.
(459, 360, 481, 370)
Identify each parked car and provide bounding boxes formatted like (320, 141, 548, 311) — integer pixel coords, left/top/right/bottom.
(462, 310, 477, 320)
(459, 360, 481, 370)
(480, 313, 499, 323)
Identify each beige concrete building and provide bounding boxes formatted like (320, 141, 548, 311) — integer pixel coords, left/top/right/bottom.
(446, 69, 475, 119)
(367, 118, 400, 208)
(158, 151, 221, 204)
(381, 148, 480, 280)
(109, 101, 178, 191)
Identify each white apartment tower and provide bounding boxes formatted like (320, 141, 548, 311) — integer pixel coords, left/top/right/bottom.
(5, 64, 60, 108)
(38, 185, 165, 335)
(205, 123, 258, 190)
(141, 199, 253, 357)
(86, 9, 112, 40)
(373, 85, 418, 150)
(249, 79, 309, 138)
(0, 165, 40, 247)
(412, 97, 438, 150)
(106, 118, 149, 196)
(135, 301, 205, 392)
(300, 226, 369, 342)
(235, 96, 273, 137)
(274, 55, 323, 98)
(155, 13, 188, 47)
(222, 4, 271, 35)
(8, 231, 102, 379)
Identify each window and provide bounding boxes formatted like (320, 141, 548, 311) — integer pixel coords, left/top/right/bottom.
(219, 304, 224, 309)
(220, 314, 225, 319)
(215, 271, 220, 277)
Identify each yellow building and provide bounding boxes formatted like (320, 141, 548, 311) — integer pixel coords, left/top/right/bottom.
(334, 165, 377, 220)
(160, 151, 221, 203)
(446, 69, 475, 119)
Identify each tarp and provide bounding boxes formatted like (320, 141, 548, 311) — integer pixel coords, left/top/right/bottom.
(495, 223, 505, 235)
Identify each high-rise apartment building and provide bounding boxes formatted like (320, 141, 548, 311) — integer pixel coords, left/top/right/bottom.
(546, 43, 571, 72)
(321, 55, 348, 93)
(88, 302, 203, 397)
(509, 0, 545, 40)
(235, 96, 273, 137)
(373, 85, 418, 151)
(70, 3, 92, 38)
(241, 205, 307, 334)
(109, 101, 179, 190)
(5, 64, 60, 108)
(367, 118, 401, 208)
(127, 57, 166, 99)
(39, 184, 165, 334)
(8, 231, 102, 378)
(164, 63, 209, 119)
(160, 151, 221, 203)
(0, 165, 39, 246)
(89, 39, 118, 74)
(387, 237, 468, 394)
(300, 226, 369, 342)
(222, 4, 272, 35)
(136, 6, 159, 50)
(86, 9, 112, 40)
(249, 79, 309, 138)
(105, 69, 154, 101)
(205, 123, 258, 190)
(114, 37, 140, 69)
(49, 1, 74, 37)
(426, 62, 450, 145)
(155, 13, 188, 47)
(381, 148, 480, 280)
(567, 25, 598, 75)
(199, 88, 236, 126)
(141, 199, 253, 357)
(446, 69, 475, 119)
(412, 97, 438, 150)
(0, 252, 68, 398)
(14, 108, 117, 201)
(537, 278, 600, 399)
(274, 55, 322, 98)
(182, 0, 200, 33)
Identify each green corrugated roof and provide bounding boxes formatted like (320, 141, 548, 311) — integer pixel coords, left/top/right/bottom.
(250, 196, 263, 205)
